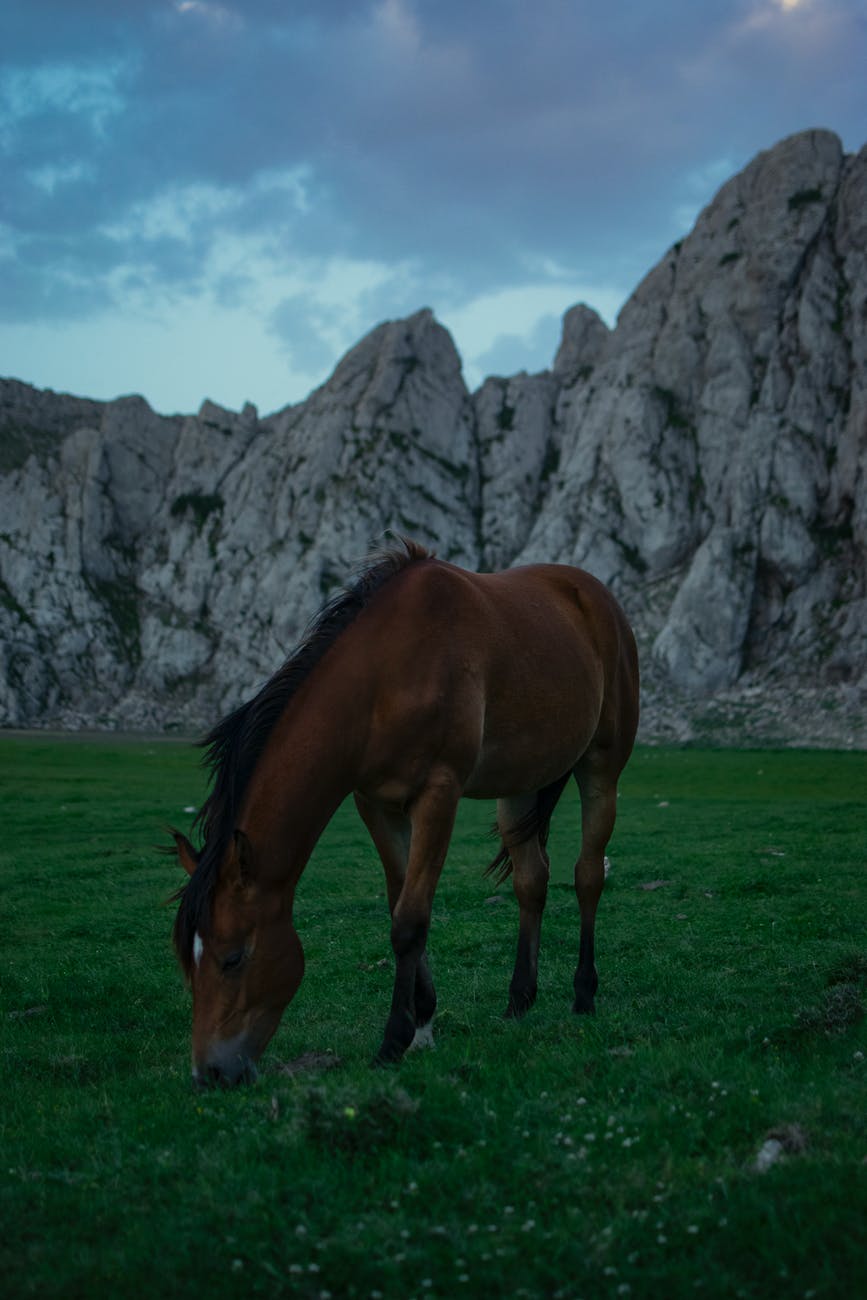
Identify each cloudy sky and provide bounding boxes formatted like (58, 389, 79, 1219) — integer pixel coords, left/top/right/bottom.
(2, 0, 865, 415)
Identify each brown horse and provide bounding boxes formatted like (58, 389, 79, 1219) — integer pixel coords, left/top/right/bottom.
(171, 537, 639, 1085)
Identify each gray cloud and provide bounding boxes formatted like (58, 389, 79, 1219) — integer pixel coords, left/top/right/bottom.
(472, 313, 564, 381)
(2, 0, 866, 405)
(268, 294, 342, 374)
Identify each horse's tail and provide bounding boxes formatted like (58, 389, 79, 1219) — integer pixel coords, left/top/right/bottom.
(484, 771, 572, 885)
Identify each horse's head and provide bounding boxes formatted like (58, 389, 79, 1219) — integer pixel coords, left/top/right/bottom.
(173, 829, 304, 1087)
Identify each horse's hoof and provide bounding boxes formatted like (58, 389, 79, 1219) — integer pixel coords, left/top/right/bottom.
(407, 1021, 436, 1051)
(504, 988, 536, 1019)
(372, 1040, 406, 1067)
(572, 996, 596, 1016)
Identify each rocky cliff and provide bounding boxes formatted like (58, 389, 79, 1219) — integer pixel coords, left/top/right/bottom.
(1, 129, 865, 745)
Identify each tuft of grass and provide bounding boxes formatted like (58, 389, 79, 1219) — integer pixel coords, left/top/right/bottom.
(794, 983, 864, 1036)
(1, 736, 865, 1299)
(301, 1083, 420, 1155)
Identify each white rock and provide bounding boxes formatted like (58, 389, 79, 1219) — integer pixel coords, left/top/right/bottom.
(0, 131, 865, 743)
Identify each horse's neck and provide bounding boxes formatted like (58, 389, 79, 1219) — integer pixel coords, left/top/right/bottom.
(238, 668, 362, 889)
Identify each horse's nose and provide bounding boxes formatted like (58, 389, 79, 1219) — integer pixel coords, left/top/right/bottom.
(192, 1050, 258, 1089)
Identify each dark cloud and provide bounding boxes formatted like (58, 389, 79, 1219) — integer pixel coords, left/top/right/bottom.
(2, 0, 866, 357)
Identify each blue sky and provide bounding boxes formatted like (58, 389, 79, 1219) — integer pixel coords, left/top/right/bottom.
(2, 0, 865, 415)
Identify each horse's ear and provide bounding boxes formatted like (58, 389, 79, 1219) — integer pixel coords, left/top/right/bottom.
(172, 830, 199, 877)
(232, 829, 255, 888)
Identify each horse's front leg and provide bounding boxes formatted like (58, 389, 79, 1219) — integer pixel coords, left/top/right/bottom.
(353, 793, 437, 1035)
(375, 774, 459, 1064)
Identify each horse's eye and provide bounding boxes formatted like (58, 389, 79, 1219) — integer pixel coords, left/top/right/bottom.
(221, 950, 246, 974)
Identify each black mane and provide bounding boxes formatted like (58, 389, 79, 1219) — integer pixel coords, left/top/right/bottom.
(171, 535, 432, 973)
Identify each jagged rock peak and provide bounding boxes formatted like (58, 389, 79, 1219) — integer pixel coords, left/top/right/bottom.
(327, 307, 465, 399)
(553, 304, 610, 381)
(1, 128, 865, 747)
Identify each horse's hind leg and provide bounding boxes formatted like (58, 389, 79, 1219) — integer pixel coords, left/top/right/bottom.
(353, 793, 437, 1037)
(572, 751, 619, 1015)
(499, 795, 550, 1018)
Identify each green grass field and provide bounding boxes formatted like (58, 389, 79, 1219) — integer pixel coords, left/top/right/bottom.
(1, 734, 865, 1299)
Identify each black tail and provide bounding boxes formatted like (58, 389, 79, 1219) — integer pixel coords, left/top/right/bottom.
(484, 771, 572, 885)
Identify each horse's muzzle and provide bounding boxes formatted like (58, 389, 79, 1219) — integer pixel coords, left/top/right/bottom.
(192, 1037, 259, 1088)
(193, 1060, 258, 1089)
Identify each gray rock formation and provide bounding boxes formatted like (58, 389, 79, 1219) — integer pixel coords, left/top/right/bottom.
(1, 129, 865, 745)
